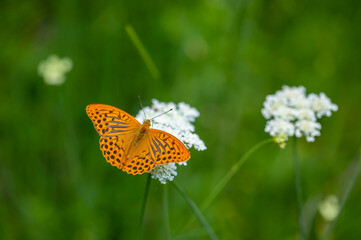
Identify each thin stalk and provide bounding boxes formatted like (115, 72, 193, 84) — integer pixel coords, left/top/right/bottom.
(162, 184, 170, 240)
(125, 24, 160, 79)
(321, 153, 361, 240)
(172, 181, 219, 240)
(139, 173, 151, 240)
(293, 137, 303, 212)
(181, 138, 273, 232)
(292, 137, 307, 240)
(202, 138, 274, 210)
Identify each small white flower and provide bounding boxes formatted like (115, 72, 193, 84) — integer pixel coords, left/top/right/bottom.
(150, 163, 178, 184)
(308, 93, 338, 118)
(135, 99, 206, 184)
(273, 106, 298, 121)
(319, 195, 340, 221)
(295, 120, 321, 142)
(277, 85, 307, 106)
(296, 108, 316, 121)
(261, 95, 287, 119)
(261, 85, 337, 144)
(293, 95, 311, 109)
(38, 55, 72, 85)
(265, 118, 295, 138)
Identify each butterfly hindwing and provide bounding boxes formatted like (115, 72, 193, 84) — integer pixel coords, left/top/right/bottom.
(146, 129, 190, 165)
(86, 104, 140, 137)
(99, 133, 136, 169)
(122, 155, 157, 175)
(122, 139, 157, 175)
(121, 129, 190, 175)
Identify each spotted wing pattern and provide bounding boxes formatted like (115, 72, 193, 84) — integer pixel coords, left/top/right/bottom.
(86, 104, 140, 137)
(87, 104, 191, 175)
(147, 129, 191, 164)
(87, 104, 140, 171)
(121, 139, 157, 175)
(122, 129, 191, 175)
(99, 134, 135, 170)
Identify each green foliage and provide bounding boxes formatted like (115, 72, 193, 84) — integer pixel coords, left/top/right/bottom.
(1, 0, 361, 239)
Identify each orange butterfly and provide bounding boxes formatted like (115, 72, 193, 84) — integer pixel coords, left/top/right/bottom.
(86, 104, 191, 175)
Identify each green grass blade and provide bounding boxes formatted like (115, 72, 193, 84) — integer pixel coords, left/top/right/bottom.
(300, 196, 320, 239)
(292, 137, 307, 239)
(321, 151, 361, 240)
(162, 184, 170, 240)
(201, 138, 274, 211)
(125, 24, 160, 79)
(139, 174, 151, 240)
(172, 181, 219, 240)
(293, 137, 303, 211)
(180, 138, 273, 232)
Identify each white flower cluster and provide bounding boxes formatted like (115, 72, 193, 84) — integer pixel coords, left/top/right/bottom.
(135, 99, 206, 184)
(319, 195, 340, 221)
(262, 86, 338, 143)
(38, 55, 72, 85)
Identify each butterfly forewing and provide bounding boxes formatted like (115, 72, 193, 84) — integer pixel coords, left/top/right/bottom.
(86, 104, 140, 137)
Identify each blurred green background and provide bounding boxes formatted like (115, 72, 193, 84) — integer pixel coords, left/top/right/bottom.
(1, 0, 361, 239)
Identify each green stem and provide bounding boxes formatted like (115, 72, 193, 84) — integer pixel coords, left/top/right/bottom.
(321, 153, 361, 240)
(201, 138, 274, 211)
(125, 24, 160, 79)
(293, 137, 303, 212)
(292, 137, 307, 239)
(172, 181, 219, 240)
(292, 137, 308, 239)
(139, 174, 151, 240)
(180, 138, 273, 232)
(163, 184, 170, 240)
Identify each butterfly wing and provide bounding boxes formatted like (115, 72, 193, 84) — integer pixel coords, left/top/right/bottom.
(121, 138, 157, 175)
(99, 134, 136, 170)
(146, 129, 190, 164)
(122, 129, 190, 175)
(86, 104, 141, 137)
(86, 104, 141, 169)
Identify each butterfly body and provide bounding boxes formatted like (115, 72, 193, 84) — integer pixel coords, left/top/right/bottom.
(125, 119, 150, 160)
(86, 104, 190, 175)
(133, 119, 151, 146)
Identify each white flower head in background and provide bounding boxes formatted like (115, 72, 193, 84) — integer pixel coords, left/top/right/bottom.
(135, 99, 206, 184)
(38, 54, 72, 85)
(319, 195, 340, 221)
(262, 85, 338, 146)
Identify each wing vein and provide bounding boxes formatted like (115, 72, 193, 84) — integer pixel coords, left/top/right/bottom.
(108, 130, 127, 134)
(154, 137, 166, 152)
(108, 125, 129, 129)
(150, 142, 158, 158)
(107, 121, 129, 125)
(152, 138, 162, 154)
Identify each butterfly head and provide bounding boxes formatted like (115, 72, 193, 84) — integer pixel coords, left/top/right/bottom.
(133, 119, 151, 144)
(143, 119, 151, 127)
(140, 119, 151, 133)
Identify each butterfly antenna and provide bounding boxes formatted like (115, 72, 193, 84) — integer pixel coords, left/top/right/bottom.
(150, 108, 173, 121)
(138, 96, 147, 119)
